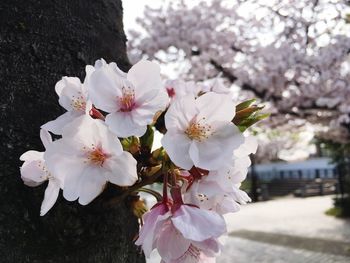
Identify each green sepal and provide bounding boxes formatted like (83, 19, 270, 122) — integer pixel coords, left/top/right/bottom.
(235, 99, 256, 112)
(140, 125, 154, 150)
(237, 113, 270, 132)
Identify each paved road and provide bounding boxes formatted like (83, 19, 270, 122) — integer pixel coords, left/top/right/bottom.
(224, 195, 350, 242)
(147, 196, 350, 263)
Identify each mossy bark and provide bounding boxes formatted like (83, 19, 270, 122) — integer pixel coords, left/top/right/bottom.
(0, 0, 144, 262)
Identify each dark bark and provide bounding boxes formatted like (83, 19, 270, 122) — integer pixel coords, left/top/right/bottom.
(0, 0, 144, 262)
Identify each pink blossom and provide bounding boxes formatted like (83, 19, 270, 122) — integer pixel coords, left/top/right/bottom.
(136, 200, 226, 262)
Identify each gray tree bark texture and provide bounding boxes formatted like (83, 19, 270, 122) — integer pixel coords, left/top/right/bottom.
(0, 0, 145, 262)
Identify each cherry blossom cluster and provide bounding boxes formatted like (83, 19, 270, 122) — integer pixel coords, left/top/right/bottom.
(20, 59, 262, 262)
(128, 0, 350, 143)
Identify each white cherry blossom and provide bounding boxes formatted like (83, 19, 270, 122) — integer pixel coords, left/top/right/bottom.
(87, 59, 168, 138)
(184, 135, 257, 214)
(44, 115, 138, 205)
(162, 92, 244, 170)
(42, 77, 89, 135)
(19, 129, 63, 216)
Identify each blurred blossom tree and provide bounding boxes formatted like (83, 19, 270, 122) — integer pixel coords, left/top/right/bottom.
(0, 0, 144, 262)
(128, 0, 350, 142)
(254, 123, 316, 163)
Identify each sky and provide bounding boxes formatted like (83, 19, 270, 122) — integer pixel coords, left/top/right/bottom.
(123, 0, 164, 33)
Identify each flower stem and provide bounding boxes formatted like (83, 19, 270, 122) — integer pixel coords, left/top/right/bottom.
(106, 169, 163, 207)
(137, 187, 162, 202)
(163, 170, 168, 202)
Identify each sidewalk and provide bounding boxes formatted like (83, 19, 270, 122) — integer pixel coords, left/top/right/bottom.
(147, 196, 350, 263)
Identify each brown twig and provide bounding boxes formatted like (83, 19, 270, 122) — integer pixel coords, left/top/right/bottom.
(106, 170, 164, 207)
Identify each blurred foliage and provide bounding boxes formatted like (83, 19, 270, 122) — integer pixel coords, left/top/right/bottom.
(318, 139, 350, 218)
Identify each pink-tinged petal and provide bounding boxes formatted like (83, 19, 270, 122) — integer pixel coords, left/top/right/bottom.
(165, 96, 198, 131)
(20, 150, 43, 161)
(41, 111, 81, 135)
(105, 112, 147, 138)
(207, 158, 250, 192)
(40, 179, 60, 216)
(61, 115, 103, 147)
(195, 179, 223, 199)
(161, 132, 193, 170)
(134, 87, 158, 106)
(104, 152, 138, 187)
(234, 135, 258, 158)
(92, 117, 123, 155)
(20, 160, 47, 186)
(230, 157, 251, 184)
(231, 186, 251, 204)
(55, 77, 85, 111)
(195, 92, 236, 125)
(136, 204, 169, 257)
(56, 159, 85, 202)
(55, 77, 81, 96)
(87, 64, 123, 113)
(193, 238, 221, 257)
(84, 65, 95, 84)
(94, 58, 107, 68)
(44, 140, 85, 201)
(157, 221, 191, 262)
(127, 60, 162, 97)
(183, 182, 218, 211)
(216, 195, 241, 214)
(40, 129, 52, 149)
(78, 166, 107, 205)
(189, 123, 244, 170)
(166, 245, 211, 263)
(172, 206, 226, 242)
(132, 89, 168, 126)
(20, 151, 47, 187)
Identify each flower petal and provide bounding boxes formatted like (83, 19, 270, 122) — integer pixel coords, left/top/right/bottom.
(157, 221, 191, 262)
(41, 111, 81, 135)
(161, 132, 193, 170)
(40, 179, 60, 216)
(104, 151, 138, 187)
(127, 60, 162, 97)
(193, 238, 221, 257)
(234, 135, 258, 158)
(195, 92, 236, 124)
(56, 77, 85, 111)
(135, 204, 169, 258)
(172, 205, 226, 242)
(105, 112, 147, 138)
(20, 150, 43, 161)
(87, 63, 123, 113)
(165, 95, 198, 131)
(44, 139, 85, 201)
(132, 89, 168, 126)
(40, 129, 52, 149)
(78, 166, 107, 205)
(189, 123, 244, 170)
(20, 159, 47, 187)
(61, 115, 104, 148)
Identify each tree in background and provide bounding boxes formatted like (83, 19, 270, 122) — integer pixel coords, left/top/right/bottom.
(128, 0, 350, 141)
(0, 0, 144, 262)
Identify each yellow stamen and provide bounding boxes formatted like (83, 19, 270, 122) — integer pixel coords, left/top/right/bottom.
(185, 118, 212, 142)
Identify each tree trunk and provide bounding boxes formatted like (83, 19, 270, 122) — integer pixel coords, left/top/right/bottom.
(0, 0, 145, 262)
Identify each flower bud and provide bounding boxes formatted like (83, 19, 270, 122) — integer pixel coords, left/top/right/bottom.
(131, 197, 148, 219)
(143, 164, 161, 177)
(121, 137, 140, 155)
